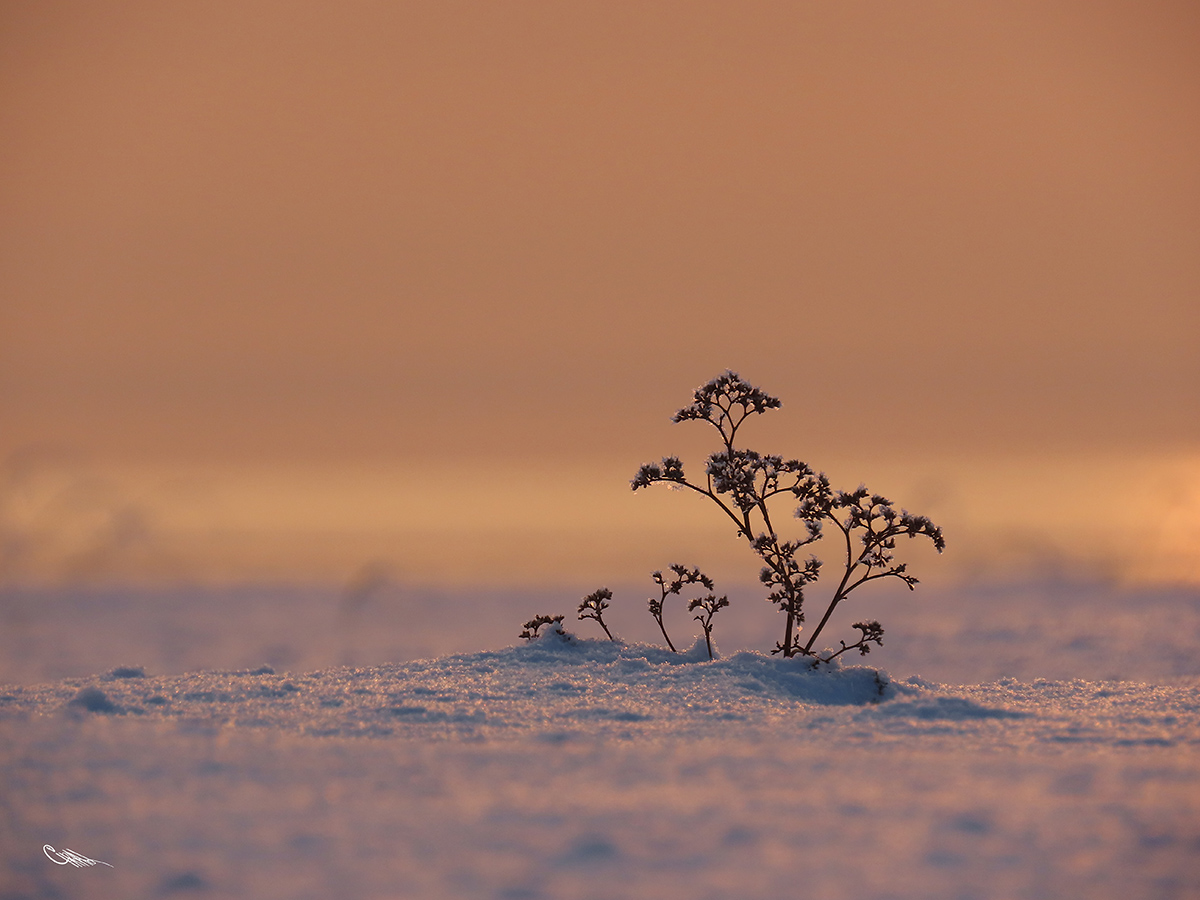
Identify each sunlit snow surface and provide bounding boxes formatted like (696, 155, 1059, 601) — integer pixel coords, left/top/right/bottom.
(2, 586, 1200, 899)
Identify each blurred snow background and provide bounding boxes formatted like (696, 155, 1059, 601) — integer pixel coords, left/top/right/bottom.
(2, 576, 1197, 687)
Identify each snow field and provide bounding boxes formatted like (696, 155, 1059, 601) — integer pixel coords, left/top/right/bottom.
(3, 629, 1199, 899)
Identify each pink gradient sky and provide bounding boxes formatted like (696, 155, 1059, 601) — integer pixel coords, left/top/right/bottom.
(2, 2, 1198, 586)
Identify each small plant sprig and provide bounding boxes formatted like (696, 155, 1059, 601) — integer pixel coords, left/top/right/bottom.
(821, 619, 885, 662)
(520, 614, 565, 641)
(793, 487, 943, 658)
(688, 592, 729, 660)
(633, 371, 944, 661)
(648, 565, 715, 652)
(578, 588, 616, 641)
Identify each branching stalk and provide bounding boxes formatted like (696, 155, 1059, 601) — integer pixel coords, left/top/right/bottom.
(633, 371, 944, 659)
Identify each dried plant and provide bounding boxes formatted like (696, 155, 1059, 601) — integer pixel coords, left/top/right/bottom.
(578, 588, 616, 641)
(519, 614, 565, 641)
(688, 592, 729, 660)
(648, 565, 715, 652)
(633, 371, 944, 660)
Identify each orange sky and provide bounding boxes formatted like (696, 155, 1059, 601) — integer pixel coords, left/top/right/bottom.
(2, 2, 1198, 586)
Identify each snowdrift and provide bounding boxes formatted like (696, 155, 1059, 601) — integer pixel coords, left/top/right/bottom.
(3, 632, 1193, 750)
(3, 630, 1199, 900)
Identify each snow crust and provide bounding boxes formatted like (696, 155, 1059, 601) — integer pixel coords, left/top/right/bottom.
(3, 623, 1199, 899)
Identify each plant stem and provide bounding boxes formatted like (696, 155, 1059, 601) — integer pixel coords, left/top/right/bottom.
(655, 615, 677, 652)
(804, 520, 855, 653)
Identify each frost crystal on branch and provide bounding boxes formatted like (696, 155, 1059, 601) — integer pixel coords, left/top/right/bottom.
(672, 370, 782, 436)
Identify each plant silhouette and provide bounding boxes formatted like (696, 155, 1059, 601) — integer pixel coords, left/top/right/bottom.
(633, 371, 944, 660)
(648, 565, 714, 653)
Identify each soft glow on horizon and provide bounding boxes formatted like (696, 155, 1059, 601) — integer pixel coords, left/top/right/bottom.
(2, 452, 1196, 588)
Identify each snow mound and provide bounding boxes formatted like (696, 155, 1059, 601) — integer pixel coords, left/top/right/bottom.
(3, 638, 1195, 749)
(520, 630, 886, 687)
(485, 634, 894, 704)
(0, 637, 907, 742)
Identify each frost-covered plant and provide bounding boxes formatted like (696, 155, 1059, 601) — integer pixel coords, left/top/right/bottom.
(633, 371, 945, 660)
(578, 588, 616, 641)
(519, 614, 565, 641)
(648, 565, 715, 653)
(688, 592, 729, 660)
(821, 619, 885, 662)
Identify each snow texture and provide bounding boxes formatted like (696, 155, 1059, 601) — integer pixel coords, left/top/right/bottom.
(2, 584, 1199, 899)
